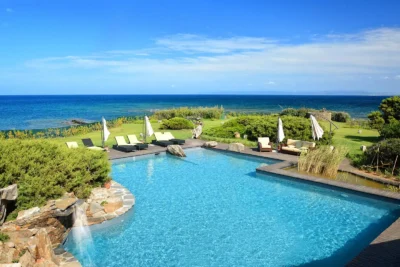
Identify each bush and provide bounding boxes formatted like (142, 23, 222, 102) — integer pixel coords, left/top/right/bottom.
(204, 115, 333, 145)
(358, 139, 400, 176)
(367, 111, 385, 130)
(380, 120, 400, 139)
(0, 232, 10, 242)
(159, 117, 194, 130)
(331, 112, 351, 122)
(153, 106, 224, 120)
(379, 95, 400, 122)
(0, 140, 111, 215)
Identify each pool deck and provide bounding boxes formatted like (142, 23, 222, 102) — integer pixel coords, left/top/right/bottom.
(108, 139, 400, 266)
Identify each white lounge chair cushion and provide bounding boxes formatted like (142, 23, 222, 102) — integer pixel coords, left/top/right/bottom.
(154, 132, 169, 141)
(66, 142, 79, 149)
(164, 132, 175, 140)
(115, 136, 134, 146)
(258, 137, 270, 148)
(127, 134, 141, 144)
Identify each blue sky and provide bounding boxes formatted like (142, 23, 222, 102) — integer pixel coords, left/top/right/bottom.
(1, 0, 400, 95)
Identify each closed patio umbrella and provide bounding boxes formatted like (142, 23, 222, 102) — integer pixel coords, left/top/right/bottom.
(101, 117, 111, 147)
(144, 116, 154, 143)
(277, 117, 285, 142)
(310, 115, 324, 140)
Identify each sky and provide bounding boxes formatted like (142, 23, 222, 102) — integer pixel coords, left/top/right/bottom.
(0, 0, 400, 95)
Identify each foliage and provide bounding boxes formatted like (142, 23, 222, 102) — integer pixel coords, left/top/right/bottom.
(356, 139, 400, 176)
(159, 117, 194, 130)
(367, 111, 385, 130)
(380, 120, 400, 139)
(298, 146, 349, 178)
(204, 115, 332, 145)
(0, 232, 10, 242)
(200, 135, 257, 147)
(0, 140, 111, 215)
(280, 108, 311, 118)
(152, 106, 224, 120)
(331, 112, 351, 122)
(379, 95, 400, 122)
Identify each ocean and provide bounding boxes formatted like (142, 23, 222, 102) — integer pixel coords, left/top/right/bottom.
(0, 95, 386, 130)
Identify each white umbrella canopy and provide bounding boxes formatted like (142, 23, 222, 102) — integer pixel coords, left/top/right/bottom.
(144, 116, 154, 137)
(310, 115, 324, 140)
(277, 117, 285, 142)
(102, 117, 111, 146)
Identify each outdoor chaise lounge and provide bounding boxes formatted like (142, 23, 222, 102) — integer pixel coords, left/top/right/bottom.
(66, 141, 79, 149)
(280, 139, 316, 155)
(81, 139, 105, 151)
(163, 132, 185, 145)
(152, 132, 174, 147)
(258, 137, 273, 152)
(113, 136, 137, 152)
(127, 134, 148, 150)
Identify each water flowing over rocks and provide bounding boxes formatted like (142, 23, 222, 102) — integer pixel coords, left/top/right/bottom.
(167, 145, 186, 157)
(0, 185, 18, 225)
(227, 143, 245, 152)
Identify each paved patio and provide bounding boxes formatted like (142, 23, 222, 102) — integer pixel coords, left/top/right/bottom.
(108, 139, 400, 266)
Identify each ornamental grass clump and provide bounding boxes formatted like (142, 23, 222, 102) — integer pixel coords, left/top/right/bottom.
(0, 139, 111, 218)
(298, 146, 349, 178)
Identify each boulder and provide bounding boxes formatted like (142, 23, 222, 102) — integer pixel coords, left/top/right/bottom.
(103, 197, 123, 214)
(55, 197, 77, 211)
(88, 202, 103, 215)
(167, 145, 186, 157)
(203, 141, 218, 148)
(227, 143, 245, 152)
(32, 229, 59, 265)
(89, 188, 110, 201)
(0, 185, 18, 201)
(19, 251, 35, 267)
(16, 207, 40, 221)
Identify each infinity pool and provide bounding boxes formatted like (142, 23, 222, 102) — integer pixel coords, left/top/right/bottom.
(65, 148, 400, 266)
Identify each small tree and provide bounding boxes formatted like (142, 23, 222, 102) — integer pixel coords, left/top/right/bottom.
(367, 111, 385, 130)
(379, 95, 400, 122)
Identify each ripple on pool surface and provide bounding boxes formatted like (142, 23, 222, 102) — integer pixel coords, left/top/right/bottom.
(65, 148, 400, 267)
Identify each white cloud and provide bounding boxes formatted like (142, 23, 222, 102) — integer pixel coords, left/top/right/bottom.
(24, 27, 400, 90)
(6, 8, 13, 13)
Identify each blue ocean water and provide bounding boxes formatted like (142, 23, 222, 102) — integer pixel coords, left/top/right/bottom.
(0, 95, 387, 130)
(64, 148, 400, 267)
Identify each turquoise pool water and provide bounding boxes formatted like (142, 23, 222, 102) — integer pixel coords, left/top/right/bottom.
(65, 148, 400, 267)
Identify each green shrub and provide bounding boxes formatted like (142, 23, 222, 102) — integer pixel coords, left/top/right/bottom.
(379, 95, 400, 122)
(380, 120, 400, 139)
(357, 139, 400, 176)
(159, 117, 194, 130)
(331, 112, 351, 122)
(0, 232, 10, 242)
(153, 106, 224, 120)
(367, 111, 385, 130)
(0, 140, 111, 215)
(204, 115, 332, 145)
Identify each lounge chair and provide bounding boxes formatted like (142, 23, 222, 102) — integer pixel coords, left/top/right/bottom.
(163, 132, 185, 145)
(113, 136, 137, 152)
(81, 139, 104, 151)
(152, 132, 174, 147)
(280, 139, 316, 155)
(258, 137, 272, 152)
(66, 142, 79, 149)
(127, 134, 148, 150)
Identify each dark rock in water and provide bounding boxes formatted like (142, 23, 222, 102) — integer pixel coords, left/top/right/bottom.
(71, 119, 87, 125)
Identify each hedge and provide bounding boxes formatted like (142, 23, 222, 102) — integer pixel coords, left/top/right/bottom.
(0, 139, 111, 218)
(152, 106, 224, 120)
(203, 115, 332, 144)
(159, 118, 194, 130)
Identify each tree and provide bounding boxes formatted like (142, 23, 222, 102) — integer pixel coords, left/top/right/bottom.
(367, 111, 385, 130)
(379, 95, 400, 122)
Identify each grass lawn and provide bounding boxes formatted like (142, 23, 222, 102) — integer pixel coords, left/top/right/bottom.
(51, 118, 380, 157)
(320, 121, 380, 156)
(51, 119, 227, 147)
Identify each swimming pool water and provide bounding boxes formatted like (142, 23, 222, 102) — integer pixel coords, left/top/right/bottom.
(65, 148, 400, 267)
